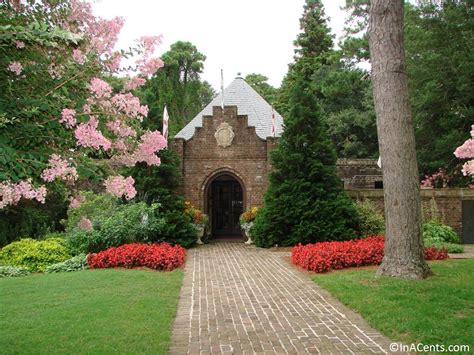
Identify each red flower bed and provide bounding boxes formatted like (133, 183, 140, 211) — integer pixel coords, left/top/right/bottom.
(292, 236, 448, 273)
(87, 243, 186, 271)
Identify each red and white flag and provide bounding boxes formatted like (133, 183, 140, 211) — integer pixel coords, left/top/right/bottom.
(163, 105, 169, 145)
(271, 108, 276, 137)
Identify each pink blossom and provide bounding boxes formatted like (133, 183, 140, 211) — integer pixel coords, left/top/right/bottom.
(471, 125, 474, 138)
(420, 168, 449, 188)
(74, 117, 111, 150)
(462, 160, 474, 176)
(77, 216, 93, 231)
(454, 138, 474, 159)
(111, 93, 148, 120)
(88, 17, 124, 55)
(104, 175, 136, 200)
(89, 77, 113, 98)
(139, 35, 163, 55)
(69, 195, 85, 209)
(15, 41, 25, 49)
(133, 130, 167, 165)
(0, 180, 46, 209)
(138, 57, 164, 77)
(106, 120, 136, 137)
(124, 76, 146, 91)
(8, 61, 23, 75)
(113, 139, 128, 151)
(67, 0, 94, 28)
(105, 51, 122, 72)
(41, 154, 78, 183)
(60, 108, 77, 128)
(72, 48, 86, 64)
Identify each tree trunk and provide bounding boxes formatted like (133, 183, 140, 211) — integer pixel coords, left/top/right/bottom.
(368, 0, 431, 279)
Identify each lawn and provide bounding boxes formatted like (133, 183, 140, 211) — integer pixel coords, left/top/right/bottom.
(0, 269, 183, 354)
(312, 259, 474, 348)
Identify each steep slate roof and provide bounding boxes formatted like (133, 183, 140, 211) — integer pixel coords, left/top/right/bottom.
(174, 76, 284, 140)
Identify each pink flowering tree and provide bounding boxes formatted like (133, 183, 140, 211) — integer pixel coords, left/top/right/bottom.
(0, 1, 167, 208)
(454, 125, 474, 184)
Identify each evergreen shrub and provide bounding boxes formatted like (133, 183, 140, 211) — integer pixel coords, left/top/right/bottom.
(252, 77, 359, 247)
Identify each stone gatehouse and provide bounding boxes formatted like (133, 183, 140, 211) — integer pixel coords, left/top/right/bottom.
(172, 76, 282, 237)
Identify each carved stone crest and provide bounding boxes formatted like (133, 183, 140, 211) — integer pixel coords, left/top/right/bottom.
(214, 122, 235, 148)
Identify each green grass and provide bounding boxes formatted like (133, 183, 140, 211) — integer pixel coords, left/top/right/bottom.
(0, 269, 183, 354)
(312, 259, 474, 347)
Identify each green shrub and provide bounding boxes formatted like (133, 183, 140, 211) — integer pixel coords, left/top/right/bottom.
(66, 202, 196, 254)
(45, 254, 88, 273)
(354, 200, 385, 237)
(0, 238, 71, 272)
(423, 239, 464, 253)
(422, 220, 461, 244)
(65, 192, 117, 233)
(0, 265, 31, 277)
(40, 232, 66, 240)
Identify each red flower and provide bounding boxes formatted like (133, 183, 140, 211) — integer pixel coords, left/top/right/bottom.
(291, 236, 448, 273)
(87, 243, 186, 271)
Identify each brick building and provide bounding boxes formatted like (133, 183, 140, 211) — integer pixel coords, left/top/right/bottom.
(172, 76, 282, 237)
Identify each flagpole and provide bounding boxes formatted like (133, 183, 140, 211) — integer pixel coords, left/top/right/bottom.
(163, 105, 169, 148)
(271, 107, 276, 138)
(221, 69, 224, 110)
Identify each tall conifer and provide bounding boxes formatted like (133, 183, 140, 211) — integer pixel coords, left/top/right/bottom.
(252, 75, 359, 247)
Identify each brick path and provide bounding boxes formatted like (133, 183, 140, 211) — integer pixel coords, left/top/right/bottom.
(169, 242, 393, 354)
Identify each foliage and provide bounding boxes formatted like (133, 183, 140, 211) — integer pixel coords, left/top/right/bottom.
(138, 41, 215, 136)
(124, 148, 184, 210)
(0, 265, 31, 277)
(252, 75, 359, 248)
(340, 0, 474, 182)
(423, 240, 464, 254)
(292, 236, 448, 273)
(0, 191, 67, 246)
(422, 220, 461, 244)
(0, 238, 70, 272)
(45, 253, 88, 273)
(0, 0, 167, 209)
(354, 200, 385, 237)
(64, 191, 117, 233)
(239, 206, 259, 225)
(87, 243, 186, 271)
(405, 1, 474, 181)
(276, 0, 378, 159)
(312, 259, 474, 346)
(66, 201, 195, 254)
(0, 269, 183, 353)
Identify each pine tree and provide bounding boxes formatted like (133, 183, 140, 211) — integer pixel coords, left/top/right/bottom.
(252, 76, 359, 247)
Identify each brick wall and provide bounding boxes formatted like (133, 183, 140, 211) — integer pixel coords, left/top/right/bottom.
(172, 106, 276, 213)
(347, 189, 474, 241)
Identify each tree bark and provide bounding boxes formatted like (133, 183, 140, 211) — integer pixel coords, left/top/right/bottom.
(368, 0, 431, 279)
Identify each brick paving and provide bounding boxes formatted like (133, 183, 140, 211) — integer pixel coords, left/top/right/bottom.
(169, 242, 393, 354)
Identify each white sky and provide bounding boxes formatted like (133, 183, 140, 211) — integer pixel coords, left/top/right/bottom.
(91, 0, 349, 90)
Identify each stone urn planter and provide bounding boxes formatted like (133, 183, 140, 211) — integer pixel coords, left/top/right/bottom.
(195, 224, 205, 245)
(241, 222, 254, 245)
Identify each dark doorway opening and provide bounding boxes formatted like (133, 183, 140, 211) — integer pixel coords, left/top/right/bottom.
(208, 174, 244, 238)
(462, 200, 474, 244)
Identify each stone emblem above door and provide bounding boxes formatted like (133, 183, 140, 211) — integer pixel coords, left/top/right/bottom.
(214, 122, 235, 148)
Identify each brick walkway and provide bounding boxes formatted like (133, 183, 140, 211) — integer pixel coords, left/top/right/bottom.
(169, 242, 393, 354)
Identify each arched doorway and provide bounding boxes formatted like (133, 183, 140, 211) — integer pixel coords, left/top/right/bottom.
(206, 173, 244, 239)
